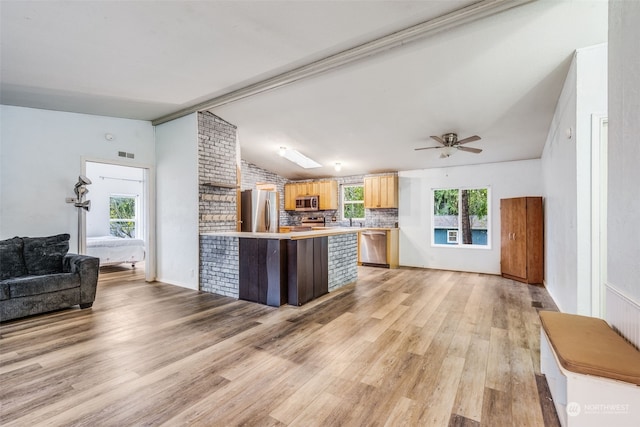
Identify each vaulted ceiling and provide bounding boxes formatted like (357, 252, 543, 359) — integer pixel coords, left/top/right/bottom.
(1, 0, 607, 179)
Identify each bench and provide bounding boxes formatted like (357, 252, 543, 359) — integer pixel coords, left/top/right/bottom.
(539, 311, 640, 427)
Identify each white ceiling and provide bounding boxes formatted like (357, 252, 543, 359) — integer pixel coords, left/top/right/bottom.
(1, 0, 607, 179)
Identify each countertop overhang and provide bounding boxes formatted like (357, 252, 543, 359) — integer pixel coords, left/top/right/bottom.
(201, 227, 397, 240)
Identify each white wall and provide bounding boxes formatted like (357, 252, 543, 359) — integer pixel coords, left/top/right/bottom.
(608, 1, 640, 303)
(398, 159, 542, 274)
(0, 106, 155, 252)
(541, 44, 607, 314)
(576, 43, 608, 315)
(155, 113, 199, 290)
(85, 162, 145, 238)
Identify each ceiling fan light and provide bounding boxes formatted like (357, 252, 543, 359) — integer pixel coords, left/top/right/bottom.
(441, 146, 454, 157)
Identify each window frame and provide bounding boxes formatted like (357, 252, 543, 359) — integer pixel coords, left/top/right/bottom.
(341, 184, 365, 221)
(431, 186, 491, 249)
(109, 193, 139, 239)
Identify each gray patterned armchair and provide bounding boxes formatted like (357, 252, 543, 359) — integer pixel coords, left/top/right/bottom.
(0, 234, 99, 322)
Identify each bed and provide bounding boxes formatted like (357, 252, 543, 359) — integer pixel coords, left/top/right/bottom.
(86, 236, 145, 268)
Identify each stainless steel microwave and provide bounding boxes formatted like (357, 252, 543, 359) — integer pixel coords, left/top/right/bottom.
(295, 195, 319, 211)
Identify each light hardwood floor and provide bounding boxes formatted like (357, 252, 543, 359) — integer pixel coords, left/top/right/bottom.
(1, 265, 560, 426)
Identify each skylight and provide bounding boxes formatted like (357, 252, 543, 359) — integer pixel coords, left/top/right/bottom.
(280, 148, 322, 169)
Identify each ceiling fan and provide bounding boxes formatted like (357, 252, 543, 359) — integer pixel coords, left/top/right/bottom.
(415, 133, 482, 158)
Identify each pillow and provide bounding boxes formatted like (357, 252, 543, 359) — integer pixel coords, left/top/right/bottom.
(22, 234, 70, 275)
(0, 237, 28, 280)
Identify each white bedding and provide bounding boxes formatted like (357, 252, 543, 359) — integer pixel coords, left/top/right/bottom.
(87, 236, 145, 267)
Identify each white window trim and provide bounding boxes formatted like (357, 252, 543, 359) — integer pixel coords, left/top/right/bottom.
(342, 184, 365, 221)
(431, 186, 491, 249)
(109, 193, 140, 239)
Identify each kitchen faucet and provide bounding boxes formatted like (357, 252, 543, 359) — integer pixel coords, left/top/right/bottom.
(349, 218, 352, 227)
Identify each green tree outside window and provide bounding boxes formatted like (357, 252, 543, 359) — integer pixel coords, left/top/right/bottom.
(343, 185, 365, 220)
(433, 188, 488, 245)
(110, 195, 137, 238)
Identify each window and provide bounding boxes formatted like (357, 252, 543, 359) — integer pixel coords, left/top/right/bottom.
(110, 195, 138, 238)
(432, 187, 489, 247)
(342, 185, 365, 220)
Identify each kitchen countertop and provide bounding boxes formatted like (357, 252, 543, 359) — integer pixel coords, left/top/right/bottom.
(201, 227, 397, 240)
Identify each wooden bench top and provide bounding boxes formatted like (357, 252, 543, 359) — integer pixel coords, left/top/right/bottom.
(539, 311, 640, 386)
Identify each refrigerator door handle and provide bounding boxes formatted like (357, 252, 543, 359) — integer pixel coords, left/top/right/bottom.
(265, 198, 271, 230)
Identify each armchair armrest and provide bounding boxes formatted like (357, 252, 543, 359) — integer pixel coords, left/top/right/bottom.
(63, 254, 100, 306)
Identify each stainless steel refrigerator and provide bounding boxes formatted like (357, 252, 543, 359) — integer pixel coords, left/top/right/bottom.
(240, 190, 279, 232)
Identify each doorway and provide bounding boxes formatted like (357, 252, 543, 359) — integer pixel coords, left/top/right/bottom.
(83, 160, 155, 282)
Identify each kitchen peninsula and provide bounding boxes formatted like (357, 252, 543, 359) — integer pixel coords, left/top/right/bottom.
(200, 227, 361, 307)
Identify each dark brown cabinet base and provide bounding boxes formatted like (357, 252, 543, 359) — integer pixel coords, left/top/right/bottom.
(287, 237, 328, 306)
(239, 238, 287, 307)
(238, 237, 328, 307)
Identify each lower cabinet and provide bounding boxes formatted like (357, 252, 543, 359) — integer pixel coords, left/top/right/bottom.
(239, 238, 287, 307)
(238, 237, 328, 307)
(287, 237, 328, 306)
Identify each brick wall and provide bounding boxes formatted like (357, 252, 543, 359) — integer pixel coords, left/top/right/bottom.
(328, 233, 358, 291)
(198, 112, 239, 295)
(200, 235, 239, 297)
(198, 112, 237, 233)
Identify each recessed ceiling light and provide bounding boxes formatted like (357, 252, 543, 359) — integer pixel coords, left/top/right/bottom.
(281, 148, 322, 169)
(334, 162, 342, 172)
(279, 146, 286, 156)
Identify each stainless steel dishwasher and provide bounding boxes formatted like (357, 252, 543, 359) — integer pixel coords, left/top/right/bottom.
(360, 230, 388, 267)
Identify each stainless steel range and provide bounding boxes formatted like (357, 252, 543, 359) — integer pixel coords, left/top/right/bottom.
(287, 216, 325, 232)
(300, 216, 325, 227)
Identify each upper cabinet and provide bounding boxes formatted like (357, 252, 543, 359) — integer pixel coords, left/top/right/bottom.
(317, 181, 338, 210)
(284, 180, 338, 210)
(364, 175, 398, 209)
(284, 184, 296, 210)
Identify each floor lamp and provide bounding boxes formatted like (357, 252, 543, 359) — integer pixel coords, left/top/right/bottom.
(66, 175, 92, 253)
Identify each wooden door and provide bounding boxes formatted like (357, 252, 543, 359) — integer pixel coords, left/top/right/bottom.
(364, 176, 379, 208)
(307, 182, 319, 196)
(318, 181, 338, 210)
(379, 175, 397, 208)
(525, 197, 544, 283)
(509, 198, 528, 279)
(500, 198, 512, 275)
(284, 184, 296, 210)
(501, 198, 527, 280)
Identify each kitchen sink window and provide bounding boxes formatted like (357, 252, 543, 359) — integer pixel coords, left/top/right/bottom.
(432, 187, 490, 248)
(342, 184, 365, 221)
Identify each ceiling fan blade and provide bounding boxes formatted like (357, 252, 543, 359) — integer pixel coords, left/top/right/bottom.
(456, 135, 481, 145)
(430, 135, 446, 146)
(457, 146, 482, 154)
(414, 146, 442, 151)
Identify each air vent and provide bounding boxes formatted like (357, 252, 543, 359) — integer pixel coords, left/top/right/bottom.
(118, 151, 135, 159)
